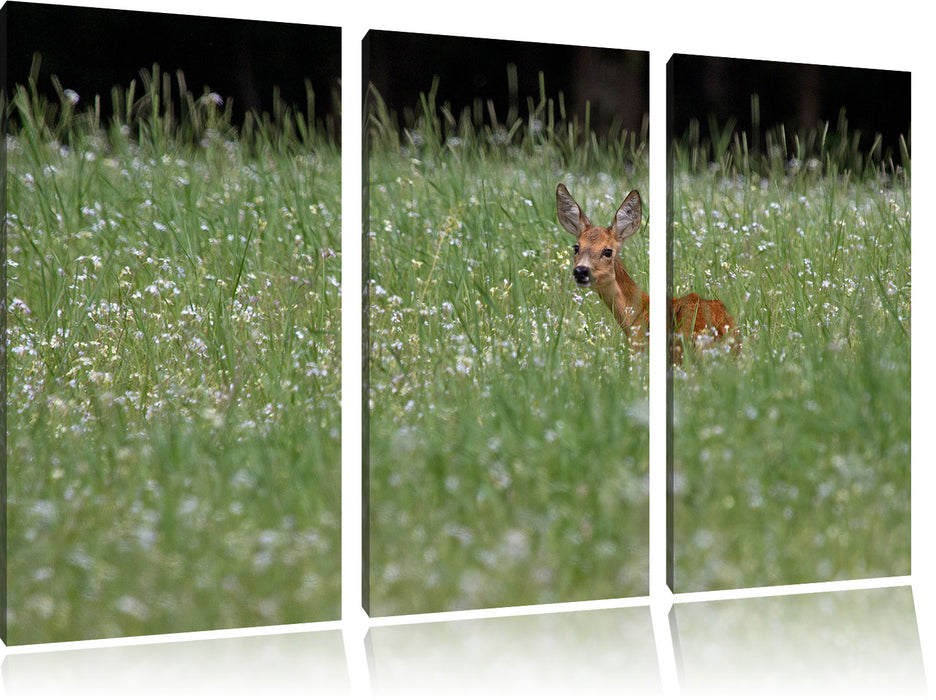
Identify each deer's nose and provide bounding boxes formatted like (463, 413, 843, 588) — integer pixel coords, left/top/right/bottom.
(573, 265, 591, 285)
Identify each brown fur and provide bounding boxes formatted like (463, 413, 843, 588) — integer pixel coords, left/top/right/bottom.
(556, 183, 738, 362)
(667, 293, 738, 364)
(606, 257, 649, 340)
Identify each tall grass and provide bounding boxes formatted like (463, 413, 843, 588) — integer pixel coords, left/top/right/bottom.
(669, 112, 910, 591)
(5, 62, 341, 642)
(366, 69, 650, 615)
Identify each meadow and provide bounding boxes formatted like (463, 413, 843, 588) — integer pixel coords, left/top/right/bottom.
(669, 114, 911, 590)
(5, 65, 342, 643)
(366, 75, 651, 615)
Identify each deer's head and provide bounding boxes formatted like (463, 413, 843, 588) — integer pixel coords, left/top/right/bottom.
(556, 183, 642, 292)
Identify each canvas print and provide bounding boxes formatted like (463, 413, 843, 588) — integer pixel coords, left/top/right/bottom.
(3, 3, 341, 643)
(364, 30, 650, 615)
(667, 54, 911, 592)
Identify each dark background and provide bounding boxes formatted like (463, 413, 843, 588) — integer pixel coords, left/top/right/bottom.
(0, 5, 912, 154)
(3, 2, 341, 129)
(364, 33, 910, 159)
(365, 30, 650, 138)
(669, 54, 911, 158)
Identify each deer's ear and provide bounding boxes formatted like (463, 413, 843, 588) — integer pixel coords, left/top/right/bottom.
(612, 190, 642, 241)
(556, 183, 591, 236)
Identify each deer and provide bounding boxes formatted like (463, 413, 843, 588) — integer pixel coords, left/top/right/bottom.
(556, 183, 737, 363)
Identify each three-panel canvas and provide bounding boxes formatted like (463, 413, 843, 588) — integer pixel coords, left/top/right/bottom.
(0, 1, 920, 693)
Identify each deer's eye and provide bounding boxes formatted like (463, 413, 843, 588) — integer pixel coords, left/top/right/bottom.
(602, 248, 613, 258)
(573, 245, 580, 254)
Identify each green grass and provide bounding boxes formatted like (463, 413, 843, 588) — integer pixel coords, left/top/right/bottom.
(366, 73, 651, 615)
(5, 64, 341, 642)
(669, 117, 911, 591)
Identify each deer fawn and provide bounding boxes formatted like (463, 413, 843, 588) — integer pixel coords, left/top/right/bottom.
(556, 183, 737, 362)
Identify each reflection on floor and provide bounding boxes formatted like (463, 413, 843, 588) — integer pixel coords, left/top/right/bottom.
(673, 585, 925, 696)
(368, 606, 660, 697)
(1, 629, 349, 698)
(1, 584, 926, 697)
